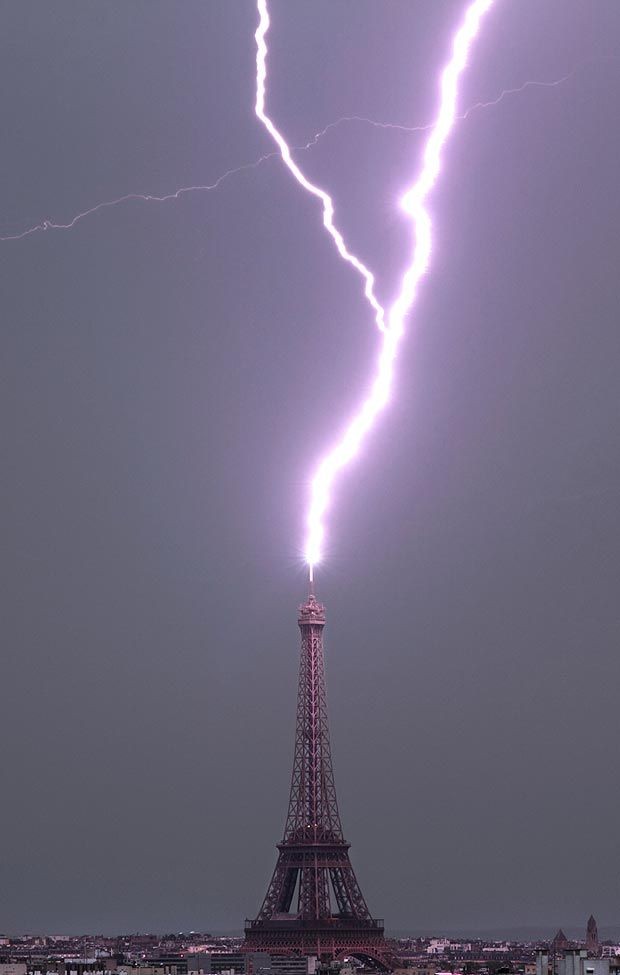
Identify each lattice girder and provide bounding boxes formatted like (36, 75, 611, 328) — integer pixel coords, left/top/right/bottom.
(244, 593, 390, 969)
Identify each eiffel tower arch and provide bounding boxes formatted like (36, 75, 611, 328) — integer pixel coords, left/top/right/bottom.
(243, 591, 392, 970)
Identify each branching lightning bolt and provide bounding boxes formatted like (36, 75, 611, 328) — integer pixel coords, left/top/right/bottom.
(254, 0, 385, 333)
(0, 157, 275, 242)
(2, 64, 593, 244)
(304, 73, 574, 143)
(255, 0, 497, 576)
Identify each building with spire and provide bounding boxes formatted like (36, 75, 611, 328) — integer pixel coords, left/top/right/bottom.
(587, 916, 599, 956)
(243, 590, 391, 969)
(553, 932, 570, 954)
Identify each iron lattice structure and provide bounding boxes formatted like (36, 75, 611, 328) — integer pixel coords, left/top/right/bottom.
(244, 592, 391, 969)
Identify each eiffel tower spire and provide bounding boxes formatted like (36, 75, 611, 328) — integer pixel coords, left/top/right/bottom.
(244, 590, 390, 968)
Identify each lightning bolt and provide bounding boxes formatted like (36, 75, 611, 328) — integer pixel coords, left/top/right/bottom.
(254, 0, 497, 575)
(304, 73, 575, 143)
(254, 1, 385, 333)
(2, 64, 592, 244)
(0, 156, 276, 242)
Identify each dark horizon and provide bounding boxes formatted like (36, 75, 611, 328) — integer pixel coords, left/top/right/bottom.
(2, 924, 619, 942)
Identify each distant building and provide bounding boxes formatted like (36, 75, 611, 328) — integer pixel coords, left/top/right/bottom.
(150, 957, 188, 975)
(187, 955, 245, 975)
(587, 918, 599, 957)
(244, 957, 320, 975)
(561, 953, 609, 975)
(553, 933, 571, 953)
(426, 941, 450, 956)
(0, 965, 27, 975)
(538, 949, 619, 975)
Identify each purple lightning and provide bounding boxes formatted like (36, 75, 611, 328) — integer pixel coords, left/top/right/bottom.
(0, 157, 275, 243)
(254, 0, 497, 575)
(305, 73, 574, 143)
(1, 65, 590, 244)
(254, 0, 385, 333)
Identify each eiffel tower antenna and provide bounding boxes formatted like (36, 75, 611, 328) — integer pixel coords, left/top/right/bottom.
(244, 589, 391, 969)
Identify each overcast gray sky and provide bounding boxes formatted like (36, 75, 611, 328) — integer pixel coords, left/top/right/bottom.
(1, 0, 619, 937)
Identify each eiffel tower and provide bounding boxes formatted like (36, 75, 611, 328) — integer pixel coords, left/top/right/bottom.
(244, 588, 391, 969)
